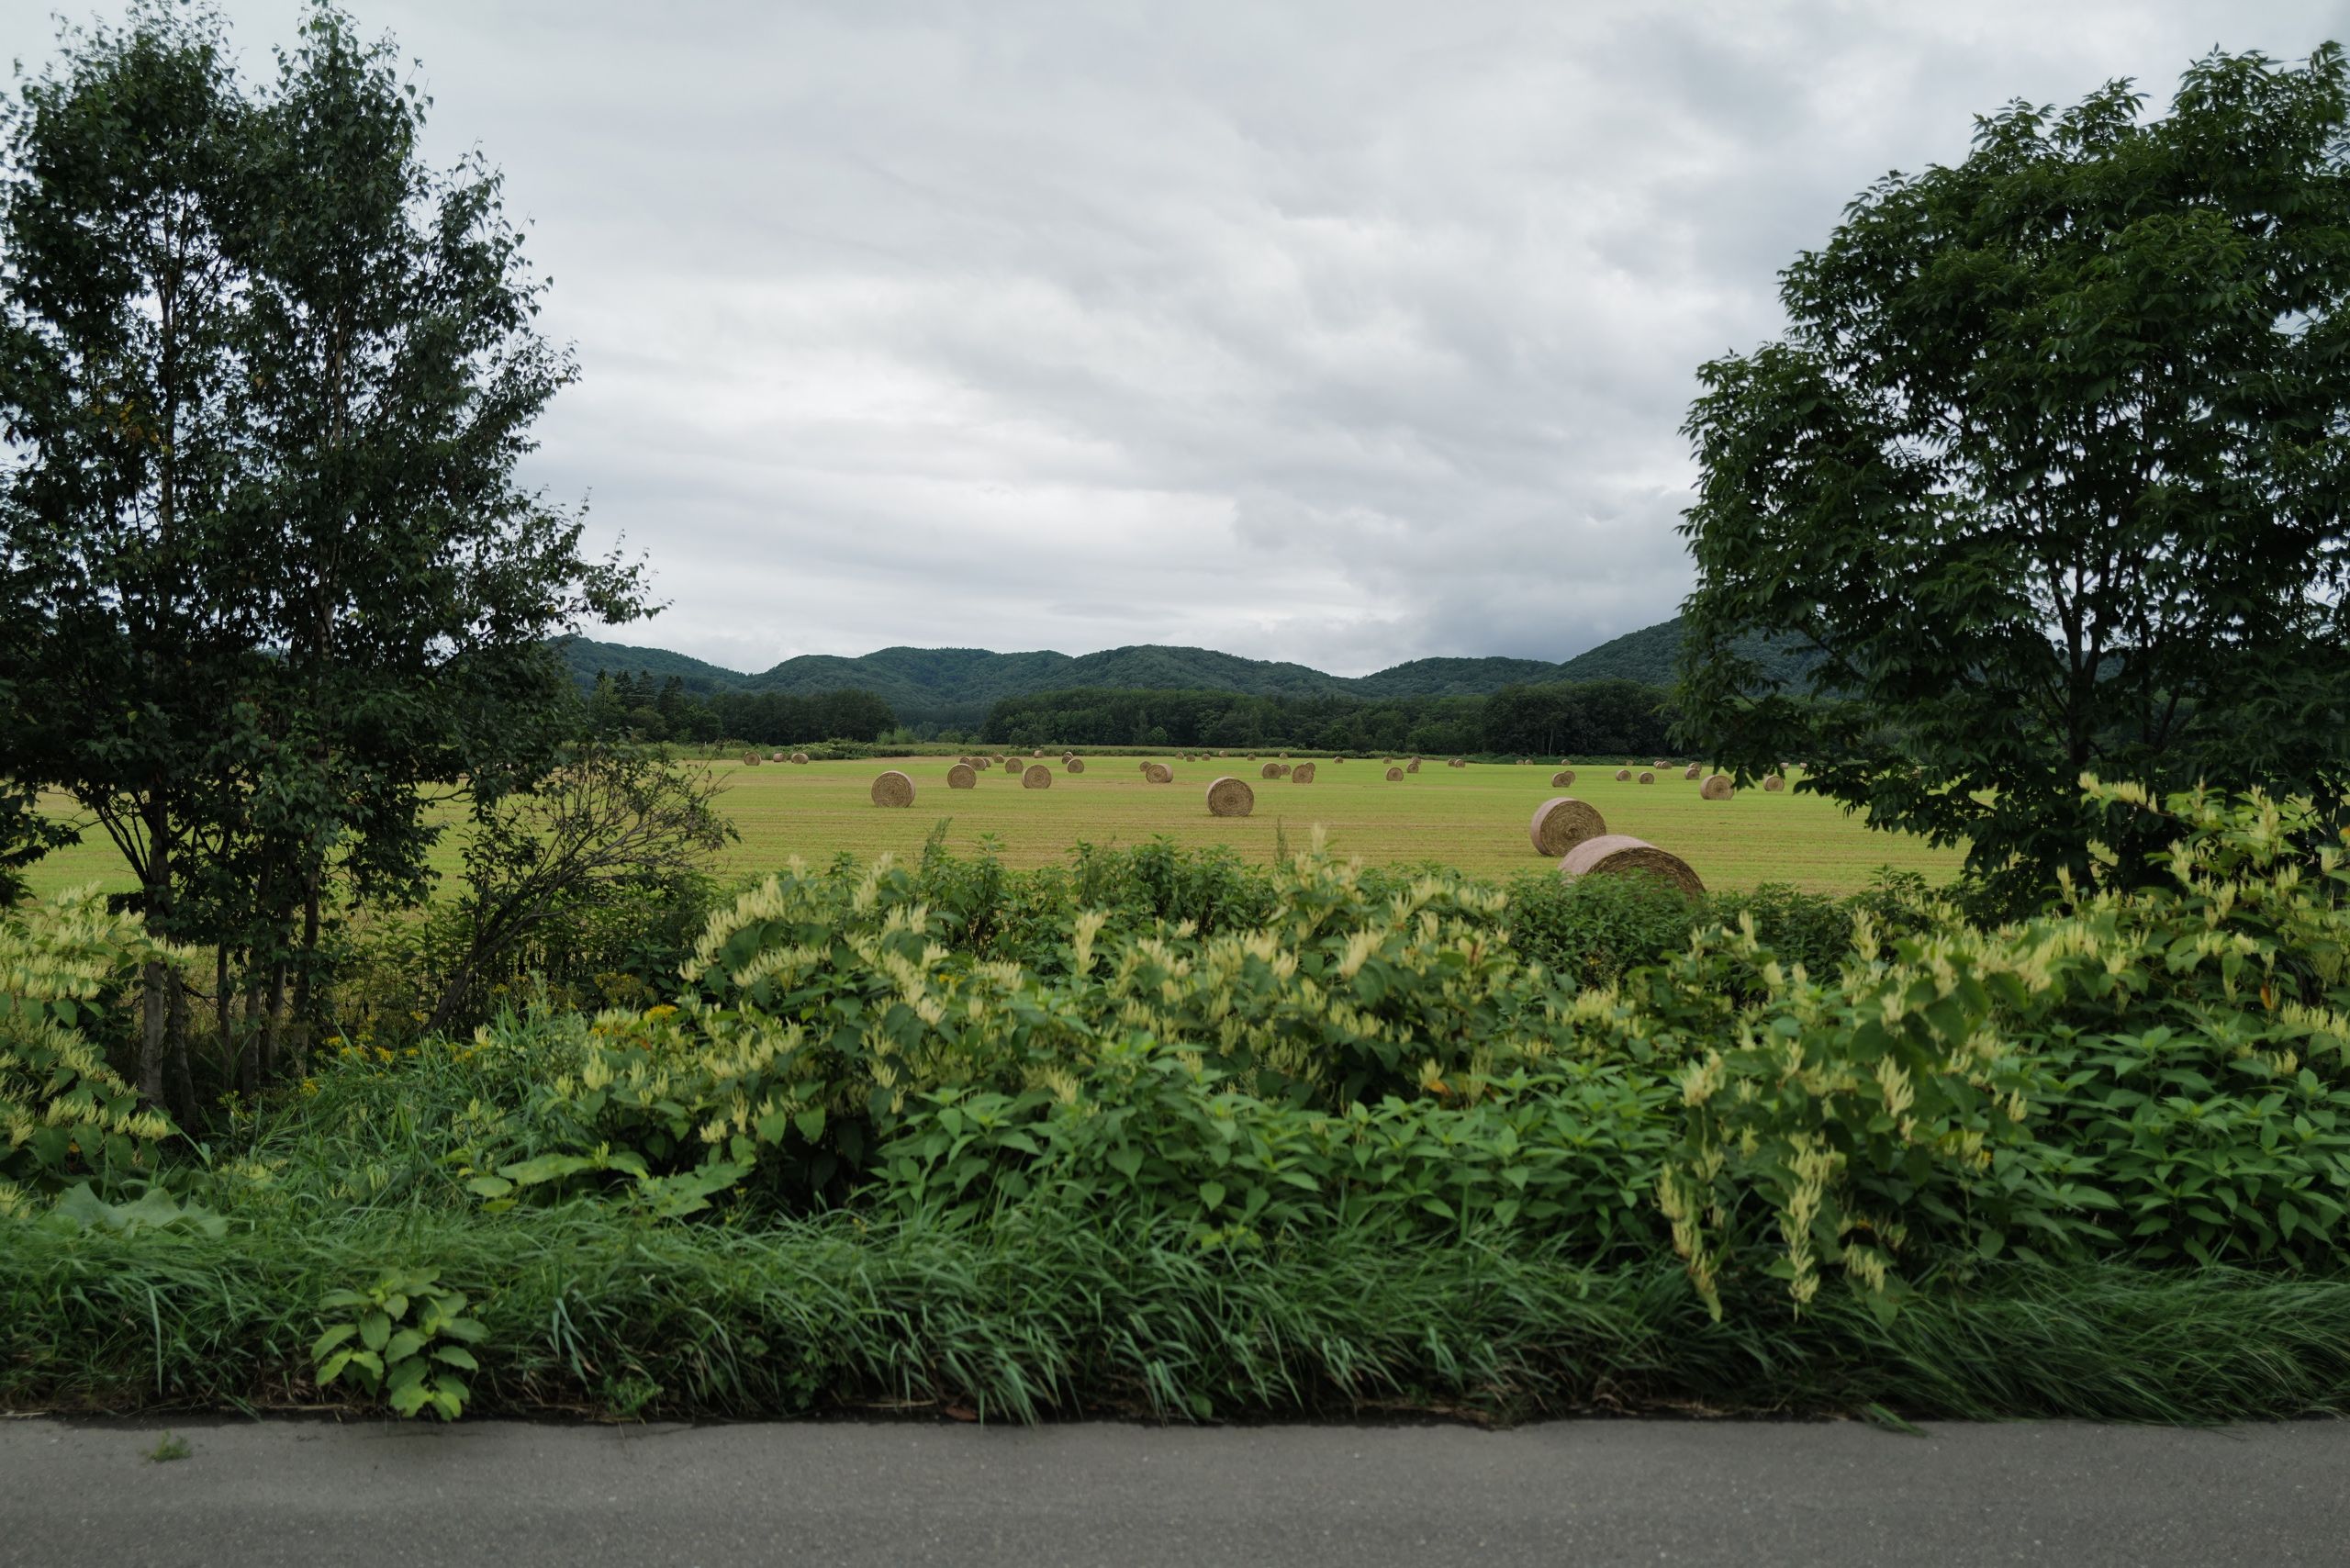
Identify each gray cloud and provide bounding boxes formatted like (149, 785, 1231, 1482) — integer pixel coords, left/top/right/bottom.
(9, 0, 2346, 674)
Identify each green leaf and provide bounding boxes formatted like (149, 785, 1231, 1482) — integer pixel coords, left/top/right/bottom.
(359, 1310, 390, 1351)
(431, 1346, 479, 1372)
(498, 1154, 594, 1186)
(310, 1323, 357, 1360)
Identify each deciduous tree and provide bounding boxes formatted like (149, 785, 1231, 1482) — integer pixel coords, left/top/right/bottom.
(1678, 47, 2350, 909)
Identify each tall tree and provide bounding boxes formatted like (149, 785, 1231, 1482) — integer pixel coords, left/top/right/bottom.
(0, 5, 252, 1113)
(0, 4, 647, 1109)
(1677, 47, 2350, 911)
(218, 8, 643, 1085)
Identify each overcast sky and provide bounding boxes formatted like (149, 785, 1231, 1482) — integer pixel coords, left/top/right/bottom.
(10, 2, 2349, 676)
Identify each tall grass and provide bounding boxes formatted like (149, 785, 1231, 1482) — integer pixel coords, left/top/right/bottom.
(8, 1206, 2348, 1424)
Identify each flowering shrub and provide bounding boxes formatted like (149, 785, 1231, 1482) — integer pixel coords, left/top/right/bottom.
(0, 888, 182, 1217)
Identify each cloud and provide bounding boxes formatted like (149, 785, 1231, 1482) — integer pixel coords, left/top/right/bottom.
(8, 0, 2343, 675)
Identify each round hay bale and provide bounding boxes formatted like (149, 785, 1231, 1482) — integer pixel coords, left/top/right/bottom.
(1335, 755, 1347, 765)
(1653, 760, 1669, 770)
(1638, 770, 1655, 785)
(1762, 774, 1785, 792)
(1700, 773, 1735, 801)
(1613, 767, 1631, 781)
(1023, 764, 1052, 790)
(1260, 762, 1282, 779)
(743, 753, 762, 767)
(1066, 757, 1086, 774)
(1404, 759, 1421, 774)
(1206, 777, 1255, 817)
(946, 763, 977, 790)
(1550, 768, 1576, 788)
(870, 770, 914, 808)
(1530, 796, 1606, 857)
(770, 751, 786, 763)
(1292, 762, 1316, 784)
(1449, 757, 1466, 768)
(1146, 762, 1173, 783)
(1559, 834, 1705, 896)
(790, 752, 811, 766)
(1385, 766, 1404, 780)
(1684, 763, 1702, 780)
(1032, 749, 1043, 758)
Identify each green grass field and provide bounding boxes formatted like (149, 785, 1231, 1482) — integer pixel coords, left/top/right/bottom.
(28, 755, 1964, 900)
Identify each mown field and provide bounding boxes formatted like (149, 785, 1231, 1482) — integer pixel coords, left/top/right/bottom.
(25, 755, 1964, 901)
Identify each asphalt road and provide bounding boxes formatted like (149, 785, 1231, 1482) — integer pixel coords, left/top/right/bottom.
(3, 1417, 2345, 1567)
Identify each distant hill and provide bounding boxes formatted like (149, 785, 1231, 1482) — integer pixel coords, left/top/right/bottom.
(557, 615, 1813, 725)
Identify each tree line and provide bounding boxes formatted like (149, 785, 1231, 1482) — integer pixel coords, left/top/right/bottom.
(585, 671, 897, 745)
(978, 679, 1677, 756)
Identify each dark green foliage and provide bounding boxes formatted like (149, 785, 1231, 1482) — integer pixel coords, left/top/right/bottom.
(979, 679, 1677, 755)
(0, 5, 645, 1111)
(1679, 47, 2350, 913)
(979, 687, 1490, 754)
(585, 673, 895, 746)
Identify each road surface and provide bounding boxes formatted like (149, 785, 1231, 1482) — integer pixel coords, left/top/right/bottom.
(2, 1416, 2344, 1566)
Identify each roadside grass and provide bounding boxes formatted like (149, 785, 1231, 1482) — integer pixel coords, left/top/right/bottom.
(8, 1206, 2347, 1426)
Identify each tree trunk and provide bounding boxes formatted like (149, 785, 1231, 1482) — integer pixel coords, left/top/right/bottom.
(136, 796, 173, 1110)
(163, 971, 195, 1127)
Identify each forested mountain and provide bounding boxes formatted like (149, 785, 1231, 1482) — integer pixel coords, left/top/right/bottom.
(554, 615, 1814, 733)
(556, 616, 1774, 728)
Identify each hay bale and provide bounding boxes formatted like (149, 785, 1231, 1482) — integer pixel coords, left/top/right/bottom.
(1404, 759, 1421, 774)
(1700, 773, 1734, 801)
(1032, 749, 1044, 758)
(1146, 762, 1173, 783)
(1335, 756, 1347, 765)
(1684, 763, 1702, 780)
(1613, 767, 1631, 781)
(1550, 768, 1576, 788)
(1066, 757, 1086, 774)
(1385, 766, 1404, 780)
(1292, 762, 1316, 784)
(1449, 757, 1466, 768)
(947, 763, 977, 790)
(1559, 834, 1705, 896)
(743, 753, 762, 767)
(1023, 764, 1052, 790)
(1638, 770, 1655, 785)
(1260, 762, 1282, 779)
(790, 752, 811, 766)
(1653, 760, 1669, 770)
(1529, 796, 1606, 857)
(1762, 774, 1785, 792)
(770, 751, 786, 763)
(870, 770, 915, 808)
(1206, 776, 1254, 817)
